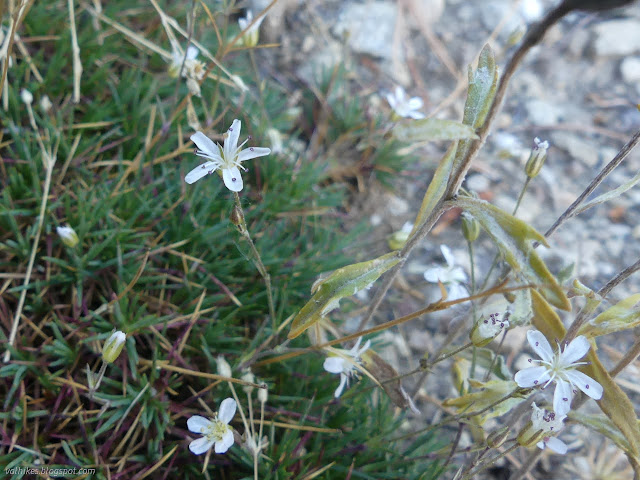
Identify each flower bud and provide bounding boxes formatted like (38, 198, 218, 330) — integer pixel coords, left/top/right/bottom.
(525, 137, 548, 178)
(21, 89, 33, 105)
(258, 384, 268, 404)
(56, 225, 79, 248)
(469, 312, 509, 347)
(242, 370, 255, 394)
(387, 222, 413, 251)
(40, 95, 53, 113)
(217, 355, 232, 377)
(461, 213, 480, 243)
(186, 78, 201, 97)
(487, 426, 510, 448)
(102, 331, 126, 363)
(230, 205, 243, 227)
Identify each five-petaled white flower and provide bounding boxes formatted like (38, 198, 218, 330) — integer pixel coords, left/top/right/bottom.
(423, 245, 468, 302)
(531, 403, 568, 454)
(385, 86, 425, 120)
(323, 337, 371, 398)
(186, 120, 271, 191)
(187, 398, 237, 455)
(514, 330, 603, 416)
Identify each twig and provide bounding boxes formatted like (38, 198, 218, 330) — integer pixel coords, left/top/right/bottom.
(68, 0, 83, 103)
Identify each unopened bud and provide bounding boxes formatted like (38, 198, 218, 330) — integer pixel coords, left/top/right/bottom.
(102, 331, 126, 363)
(40, 95, 53, 113)
(56, 225, 79, 248)
(461, 213, 480, 243)
(217, 356, 232, 378)
(20, 89, 33, 105)
(242, 370, 255, 394)
(258, 384, 268, 404)
(230, 205, 243, 226)
(487, 426, 510, 448)
(525, 137, 548, 178)
(186, 99, 201, 131)
(186, 78, 201, 97)
(469, 312, 509, 347)
(388, 222, 413, 251)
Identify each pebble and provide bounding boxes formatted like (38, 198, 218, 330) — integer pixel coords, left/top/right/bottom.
(621, 56, 640, 84)
(525, 98, 564, 125)
(552, 133, 599, 167)
(333, 2, 398, 59)
(593, 19, 640, 57)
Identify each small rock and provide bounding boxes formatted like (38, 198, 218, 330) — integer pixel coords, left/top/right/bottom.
(621, 57, 640, 84)
(333, 2, 399, 60)
(552, 133, 599, 167)
(525, 98, 564, 125)
(593, 19, 640, 57)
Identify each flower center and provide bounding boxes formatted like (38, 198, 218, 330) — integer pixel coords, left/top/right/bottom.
(203, 418, 229, 442)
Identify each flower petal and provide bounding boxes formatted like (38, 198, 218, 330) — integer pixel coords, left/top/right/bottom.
(564, 369, 603, 400)
(187, 415, 212, 434)
(334, 373, 348, 398)
(186, 45, 199, 60)
(385, 92, 397, 109)
(407, 97, 423, 110)
(408, 111, 426, 120)
(222, 167, 244, 192)
(323, 356, 345, 374)
(218, 398, 237, 424)
(527, 330, 554, 363)
(237, 147, 271, 163)
(514, 366, 551, 388)
(189, 436, 214, 455)
(553, 379, 574, 416)
(449, 267, 468, 283)
(440, 245, 456, 268)
(424, 266, 449, 283)
(544, 437, 568, 454)
(224, 119, 242, 159)
(560, 336, 590, 366)
(394, 86, 406, 102)
(357, 339, 371, 356)
(447, 283, 468, 302)
(185, 162, 219, 184)
(215, 428, 234, 453)
(191, 131, 221, 159)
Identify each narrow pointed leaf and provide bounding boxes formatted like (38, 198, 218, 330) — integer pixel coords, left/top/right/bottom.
(457, 196, 570, 311)
(362, 350, 419, 412)
(579, 293, 640, 338)
(574, 169, 640, 216)
(454, 44, 499, 173)
(393, 118, 478, 143)
(409, 143, 457, 239)
(288, 252, 401, 339)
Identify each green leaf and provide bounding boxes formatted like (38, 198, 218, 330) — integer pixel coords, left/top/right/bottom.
(570, 411, 631, 453)
(409, 143, 457, 239)
(393, 118, 478, 143)
(456, 196, 570, 311)
(574, 169, 640, 216)
(454, 44, 499, 173)
(530, 290, 640, 475)
(288, 252, 401, 339)
(578, 293, 640, 338)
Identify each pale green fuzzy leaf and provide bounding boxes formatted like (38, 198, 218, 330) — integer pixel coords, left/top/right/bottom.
(454, 44, 499, 173)
(456, 196, 570, 311)
(408, 143, 457, 239)
(574, 169, 640, 216)
(578, 293, 640, 338)
(288, 252, 401, 339)
(443, 379, 527, 425)
(393, 118, 478, 143)
(570, 411, 631, 453)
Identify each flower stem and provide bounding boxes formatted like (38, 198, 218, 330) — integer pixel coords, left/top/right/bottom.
(232, 192, 277, 329)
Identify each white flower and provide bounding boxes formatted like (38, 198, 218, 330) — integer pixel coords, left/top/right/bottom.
(323, 337, 371, 398)
(423, 245, 468, 301)
(385, 86, 425, 120)
(520, 403, 568, 454)
(20, 89, 33, 105)
(187, 398, 237, 455)
(186, 120, 271, 191)
(170, 44, 200, 78)
(514, 330, 603, 416)
(238, 10, 266, 47)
